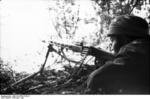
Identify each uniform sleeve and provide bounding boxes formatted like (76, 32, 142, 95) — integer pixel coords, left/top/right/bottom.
(90, 43, 143, 91)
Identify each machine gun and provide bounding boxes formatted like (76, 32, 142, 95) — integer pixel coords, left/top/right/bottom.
(49, 41, 87, 53)
(48, 41, 115, 66)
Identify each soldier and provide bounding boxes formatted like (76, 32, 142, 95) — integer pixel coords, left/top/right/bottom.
(86, 15, 150, 94)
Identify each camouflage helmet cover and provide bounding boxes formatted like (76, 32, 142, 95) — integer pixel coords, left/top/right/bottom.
(108, 15, 149, 37)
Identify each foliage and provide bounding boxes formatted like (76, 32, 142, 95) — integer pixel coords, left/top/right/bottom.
(0, 58, 15, 89)
(1, 63, 97, 94)
(1, 0, 150, 94)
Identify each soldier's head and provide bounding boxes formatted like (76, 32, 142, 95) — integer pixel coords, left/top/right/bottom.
(107, 15, 149, 53)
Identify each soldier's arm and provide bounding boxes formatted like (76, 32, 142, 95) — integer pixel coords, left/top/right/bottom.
(87, 47, 115, 61)
(87, 43, 147, 92)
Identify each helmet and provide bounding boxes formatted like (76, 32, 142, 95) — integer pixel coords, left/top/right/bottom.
(108, 15, 149, 37)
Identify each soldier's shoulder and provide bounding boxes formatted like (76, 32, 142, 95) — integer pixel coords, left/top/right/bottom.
(118, 39, 149, 56)
(113, 40, 149, 66)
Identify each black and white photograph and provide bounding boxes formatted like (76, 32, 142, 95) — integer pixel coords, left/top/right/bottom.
(0, 0, 150, 97)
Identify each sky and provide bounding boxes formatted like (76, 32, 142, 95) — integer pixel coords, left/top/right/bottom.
(0, 0, 97, 73)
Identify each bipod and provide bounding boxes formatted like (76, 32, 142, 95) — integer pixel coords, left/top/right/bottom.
(40, 43, 55, 76)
